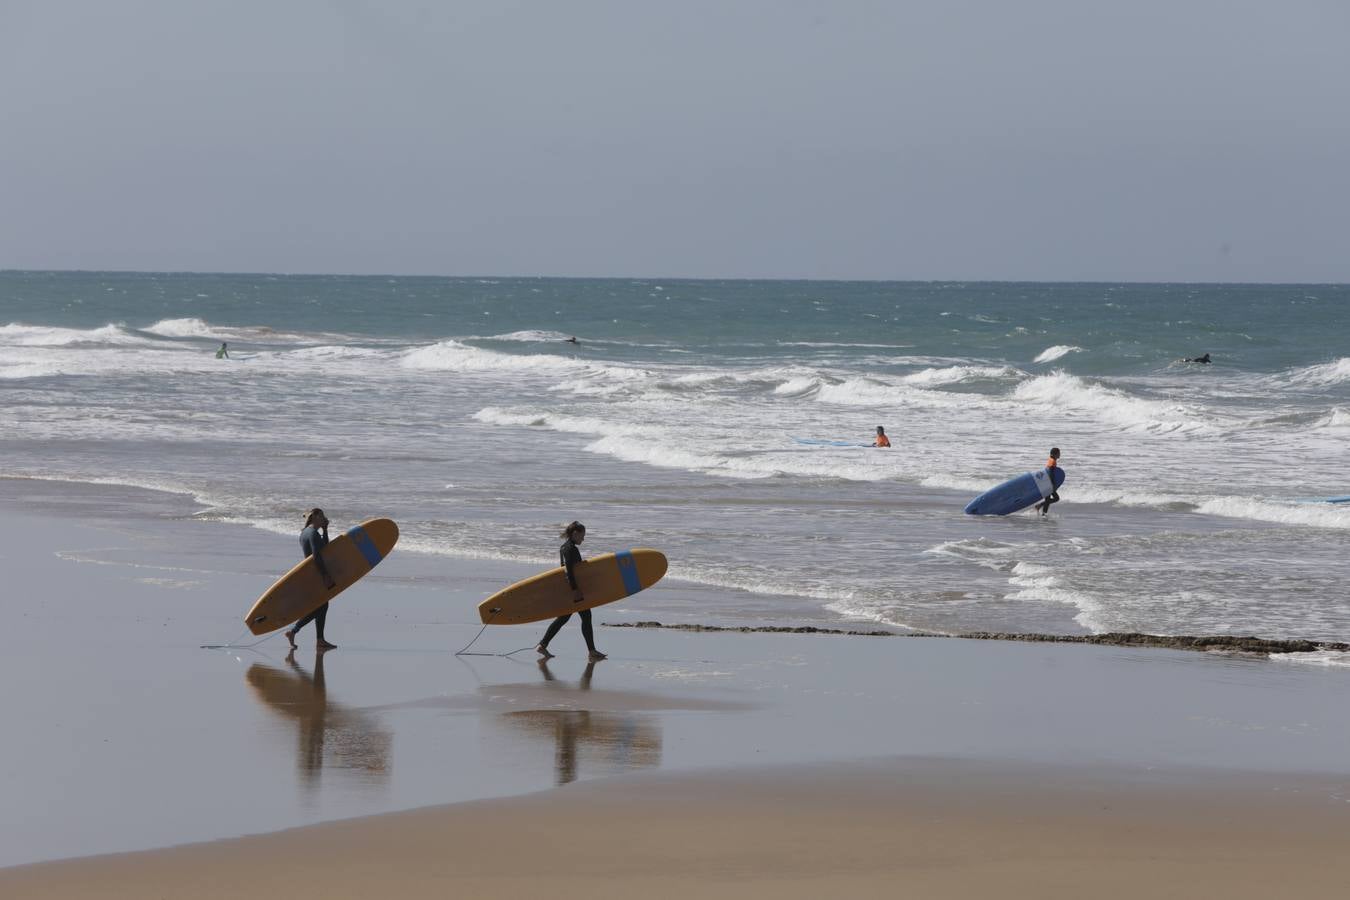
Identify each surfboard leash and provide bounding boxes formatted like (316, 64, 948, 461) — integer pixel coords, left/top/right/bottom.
(200, 627, 276, 650)
(453, 610, 537, 657)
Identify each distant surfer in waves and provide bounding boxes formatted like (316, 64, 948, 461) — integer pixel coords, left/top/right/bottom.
(215, 342, 229, 359)
(873, 426, 891, 448)
(287, 508, 338, 650)
(1033, 448, 1061, 516)
(563, 336, 579, 345)
(1184, 353, 1211, 364)
(537, 521, 606, 661)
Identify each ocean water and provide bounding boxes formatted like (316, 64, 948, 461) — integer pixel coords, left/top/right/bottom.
(3, 271, 1350, 640)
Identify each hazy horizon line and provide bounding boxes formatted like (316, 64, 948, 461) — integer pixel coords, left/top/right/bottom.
(3, 268, 1346, 288)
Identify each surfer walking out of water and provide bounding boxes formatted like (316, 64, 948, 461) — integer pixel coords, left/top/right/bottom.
(873, 426, 891, 448)
(215, 342, 229, 359)
(1034, 448, 1061, 516)
(287, 508, 338, 650)
(537, 521, 606, 661)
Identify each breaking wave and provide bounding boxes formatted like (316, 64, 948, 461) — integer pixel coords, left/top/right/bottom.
(1012, 372, 1210, 433)
(1034, 344, 1084, 363)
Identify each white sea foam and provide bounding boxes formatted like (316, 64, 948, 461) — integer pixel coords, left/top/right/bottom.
(141, 317, 329, 343)
(777, 341, 914, 349)
(479, 329, 574, 343)
(772, 375, 827, 397)
(814, 378, 905, 406)
(924, 537, 1017, 569)
(1034, 344, 1084, 363)
(1194, 496, 1350, 530)
(0, 323, 149, 347)
(901, 364, 1024, 387)
(1284, 357, 1350, 387)
(403, 340, 581, 374)
(1310, 407, 1350, 430)
(1270, 650, 1350, 668)
(143, 317, 232, 339)
(1013, 372, 1210, 433)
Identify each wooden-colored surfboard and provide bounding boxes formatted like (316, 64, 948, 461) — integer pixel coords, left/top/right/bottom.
(478, 549, 668, 625)
(243, 518, 399, 635)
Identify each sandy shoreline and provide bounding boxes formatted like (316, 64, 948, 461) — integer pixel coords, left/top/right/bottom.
(4, 475, 1350, 895)
(5, 759, 1350, 899)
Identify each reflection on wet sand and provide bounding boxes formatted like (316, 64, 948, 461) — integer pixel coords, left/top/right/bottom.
(245, 652, 392, 796)
(498, 660, 662, 785)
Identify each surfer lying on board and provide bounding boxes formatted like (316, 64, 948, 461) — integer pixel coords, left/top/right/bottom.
(1184, 353, 1211, 364)
(537, 521, 606, 662)
(1034, 448, 1061, 516)
(873, 426, 891, 448)
(286, 508, 338, 650)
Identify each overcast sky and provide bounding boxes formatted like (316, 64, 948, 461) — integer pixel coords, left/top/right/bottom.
(2, 0, 1347, 281)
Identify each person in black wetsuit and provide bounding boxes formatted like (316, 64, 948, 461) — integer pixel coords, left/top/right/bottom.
(286, 508, 338, 650)
(536, 521, 606, 661)
(1185, 353, 1211, 364)
(1033, 448, 1061, 516)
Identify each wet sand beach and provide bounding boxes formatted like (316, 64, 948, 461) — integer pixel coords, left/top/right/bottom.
(3, 477, 1350, 896)
(7, 761, 1350, 900)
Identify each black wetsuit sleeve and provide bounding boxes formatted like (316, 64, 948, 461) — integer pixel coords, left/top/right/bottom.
(560, 541, 582, 589)
(302, 529, 334, 583)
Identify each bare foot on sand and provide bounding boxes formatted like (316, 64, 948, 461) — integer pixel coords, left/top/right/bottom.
(316, 640, 337, 651)
(285, 629, 298, 649)
(536, 645, 555, 659)
(588, 651, 608, 661)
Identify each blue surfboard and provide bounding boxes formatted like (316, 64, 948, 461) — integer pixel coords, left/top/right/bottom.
(793, 437, 869, 447)
(964, 467, 1066, 516)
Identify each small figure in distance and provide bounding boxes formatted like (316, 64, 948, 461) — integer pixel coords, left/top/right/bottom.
(287, 507, 338, 650)
(536, 521, 606, 662)
(215, 342, 229, 359)
(1033, 448, 1061, 516)
(873, 426, 891, 448)
(563, 336, 579, 345)
(1184, 353, 1211, 364)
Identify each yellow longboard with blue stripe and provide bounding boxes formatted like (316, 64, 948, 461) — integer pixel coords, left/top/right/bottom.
(244, 518, 400, 635)
(478, 549, 668, 625)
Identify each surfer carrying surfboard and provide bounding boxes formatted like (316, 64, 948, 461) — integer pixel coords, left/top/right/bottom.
(286, 508, 339, 650)
(536, 522, 607, 661)
(1033, 448, 1061, 516)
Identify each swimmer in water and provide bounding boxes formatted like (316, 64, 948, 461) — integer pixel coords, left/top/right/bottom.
(216, 342, 229, 359)
(1184, 353, 1211, 364)
(873, 426, 891, 448)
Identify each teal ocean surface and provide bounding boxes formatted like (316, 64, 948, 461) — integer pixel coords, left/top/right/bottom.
(3, 271, 1350, 646)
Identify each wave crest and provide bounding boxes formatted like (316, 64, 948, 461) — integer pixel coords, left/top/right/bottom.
(1013, 372, 1208, 433)
(901, 365, 1024, 387)
(1034, 345, 1084, 363)
(0, 323, 146, 347)
(1285, 357, 1350, 387)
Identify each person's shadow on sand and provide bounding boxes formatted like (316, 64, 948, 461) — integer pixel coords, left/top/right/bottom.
(245, 651, 392, 798)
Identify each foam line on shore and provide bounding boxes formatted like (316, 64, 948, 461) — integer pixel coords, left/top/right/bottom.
(602, 621, 1350, 657)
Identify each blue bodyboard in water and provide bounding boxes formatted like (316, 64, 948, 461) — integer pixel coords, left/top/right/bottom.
(793, 437, 869, 447)
(964, 467, 1066, 516)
